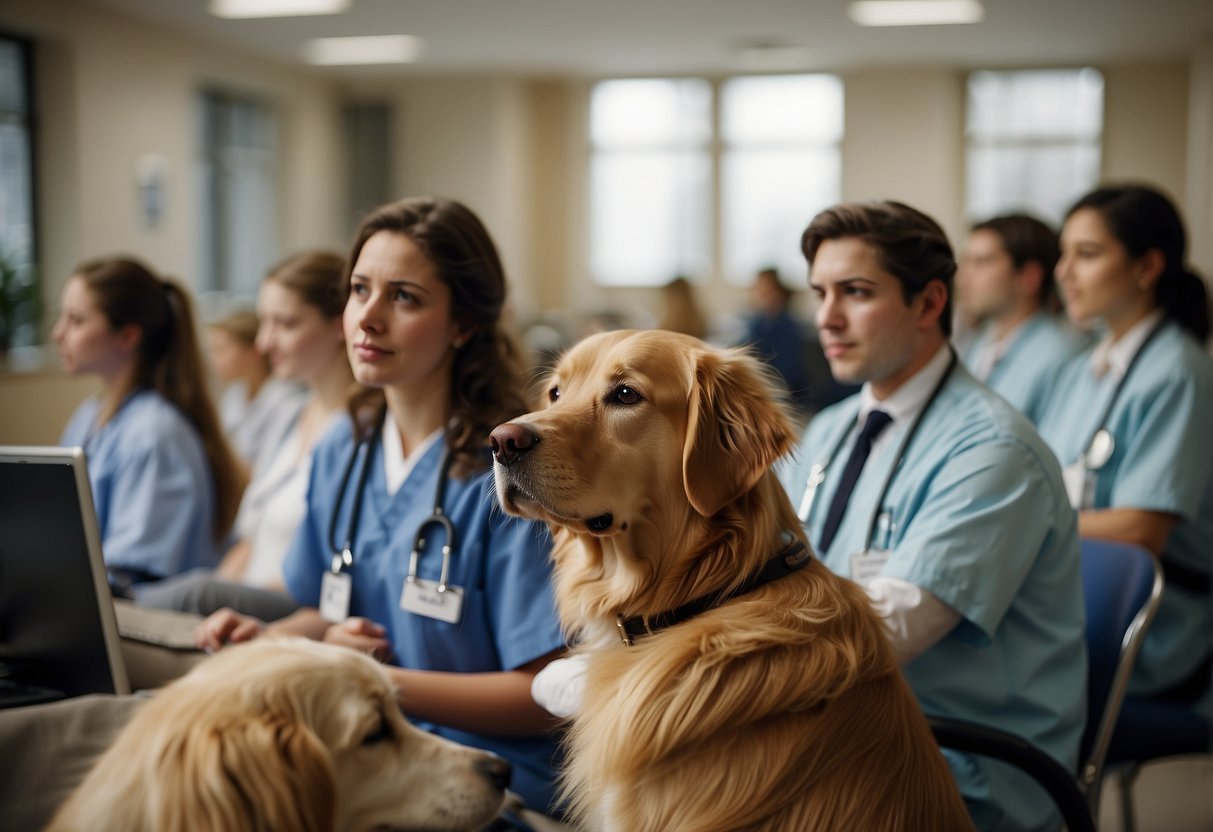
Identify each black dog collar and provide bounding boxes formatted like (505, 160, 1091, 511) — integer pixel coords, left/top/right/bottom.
(615, 538, 811, 647)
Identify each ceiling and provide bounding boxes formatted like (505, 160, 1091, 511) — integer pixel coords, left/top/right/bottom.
(76, 0, 1213, 78)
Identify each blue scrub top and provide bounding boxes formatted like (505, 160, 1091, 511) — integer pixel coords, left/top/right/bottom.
(282, 418, 566, 813)
(60, 389, 219, 579)
(780, 365, 1087, 832)
(962, 312, 1090, 425)
(1038, 321, 1213, 709)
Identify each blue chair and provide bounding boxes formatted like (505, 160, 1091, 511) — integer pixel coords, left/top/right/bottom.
(1086, 540, 1211, 832)
(928, 539, 1162, 831)
(1077, 538, 1164, 819)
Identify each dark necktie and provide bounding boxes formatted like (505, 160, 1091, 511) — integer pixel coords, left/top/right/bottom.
(818, 409, 893, 553)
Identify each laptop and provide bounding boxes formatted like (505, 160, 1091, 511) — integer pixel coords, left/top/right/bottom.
(0, 445, 132, 706)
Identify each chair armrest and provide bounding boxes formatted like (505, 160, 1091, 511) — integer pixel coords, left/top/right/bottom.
(928, 716, 1095, 832)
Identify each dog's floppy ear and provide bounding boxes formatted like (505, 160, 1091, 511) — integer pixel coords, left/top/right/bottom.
(155, 716, 337, 832)
(683, 347, 797, 517)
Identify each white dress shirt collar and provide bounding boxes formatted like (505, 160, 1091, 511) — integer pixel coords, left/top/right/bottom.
(858, 342, 954, 427)
(1088, 309, 1164, 380)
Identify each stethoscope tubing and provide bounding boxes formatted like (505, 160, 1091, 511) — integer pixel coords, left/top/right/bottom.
(327, 412, 458, 592)
(1080, 318, 1167, 471)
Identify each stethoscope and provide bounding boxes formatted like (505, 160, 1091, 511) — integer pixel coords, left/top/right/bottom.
(327, 414, 458, 593)
(1077, 318, 1166, 475)
(797, 350, 958, 552)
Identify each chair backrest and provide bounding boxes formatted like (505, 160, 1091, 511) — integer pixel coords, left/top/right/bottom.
(1078, 538, 1163, 813)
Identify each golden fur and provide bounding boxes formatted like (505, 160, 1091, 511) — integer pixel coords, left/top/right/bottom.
(46, 639, 508, 832)
(493, 329, 973, 831)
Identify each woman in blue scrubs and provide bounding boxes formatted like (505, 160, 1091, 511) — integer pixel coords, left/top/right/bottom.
(196, 197, 567, 814)
(1038, 183, 1213, 720)
(54, 257, 246, 592)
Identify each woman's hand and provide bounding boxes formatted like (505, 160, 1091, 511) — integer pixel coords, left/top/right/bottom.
(323, 616, 393, 662)
(194, 607, 264, 653)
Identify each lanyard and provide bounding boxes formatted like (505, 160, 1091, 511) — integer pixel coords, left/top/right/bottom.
(798, 350, 958, 551)
(1081, 318, 1166, 471)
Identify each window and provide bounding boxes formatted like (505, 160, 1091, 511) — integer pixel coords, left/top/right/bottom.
(195, 90, 279, 297)
(965, 68, 1104, 225)
(721, 75, 843, 285)
(0, 32, 38, 350)
(588, 79, 712, 287)
(588, 74, 842, 288)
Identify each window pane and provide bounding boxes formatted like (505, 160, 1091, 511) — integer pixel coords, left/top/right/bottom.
(966, 142, 1101, 226)
(968, 69, 1104, 141)
(589, 150, 710, 286)
(590, 79, 711, 148)
(721, 74, 844, 144)
(196, 92, 279, 296)
(722, 148, 840, 285)
(0, 36, 36, 350)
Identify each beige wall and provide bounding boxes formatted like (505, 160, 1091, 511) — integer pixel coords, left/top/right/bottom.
(1, 0, 1210, 426)
(841, 69, 967, 245)
(1101, 62, 1190, 207)
(1186, 39, 1213, 278)
(0, 0, 346, 328)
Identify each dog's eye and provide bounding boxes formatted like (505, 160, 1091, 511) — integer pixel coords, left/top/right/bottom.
(548, 386, 560, 403)
(610, 385, 642, 406)
(362, 714, 393, 746)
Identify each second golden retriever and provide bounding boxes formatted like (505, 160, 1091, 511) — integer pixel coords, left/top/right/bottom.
(491, 329, 972, 831)
(46, 639, 511, 832)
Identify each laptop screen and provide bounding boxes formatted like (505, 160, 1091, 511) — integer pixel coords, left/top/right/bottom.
(0, 446, 130, 699)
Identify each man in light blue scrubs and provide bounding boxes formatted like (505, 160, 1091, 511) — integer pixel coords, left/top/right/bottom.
(780, 201, 1086, 832)
(955, 214, 1090, 425)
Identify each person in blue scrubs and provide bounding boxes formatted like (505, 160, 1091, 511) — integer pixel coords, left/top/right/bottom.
(195, 197, 567, 815)
(779, 201, 1086, 832)
(1039, 184, 1213, 727)
(53, 257, 246, 593)
(955, 214, 1089, 424)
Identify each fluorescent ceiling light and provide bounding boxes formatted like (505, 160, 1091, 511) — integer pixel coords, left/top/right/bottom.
(849, 1, 984, 27)
(304, 35, 423, 65)
(210, 0, 349, 18)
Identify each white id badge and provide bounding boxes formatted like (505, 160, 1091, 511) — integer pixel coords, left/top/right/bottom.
(319, 571, 352, 623)
(1062, 459, 1092, 510)
(850, 549, 890, 584)
(400, 578, 464, 624)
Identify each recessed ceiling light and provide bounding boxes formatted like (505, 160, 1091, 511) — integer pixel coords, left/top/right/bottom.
(848, 0, 984, 27)
(304, 35, 423, 66)
(210, 0, 349, 18)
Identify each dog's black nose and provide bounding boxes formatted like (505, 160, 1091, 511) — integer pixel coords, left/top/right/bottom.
(476, 754, 513, 792)
(489, 423, 537, 466)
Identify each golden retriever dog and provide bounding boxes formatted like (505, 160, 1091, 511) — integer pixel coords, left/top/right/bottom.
(490, 329, 973, 831)
(46, 639, 510, 832)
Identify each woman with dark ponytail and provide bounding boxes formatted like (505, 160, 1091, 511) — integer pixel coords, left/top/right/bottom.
(53, 257, 246, 594)
(1038, 184, 1213, 737)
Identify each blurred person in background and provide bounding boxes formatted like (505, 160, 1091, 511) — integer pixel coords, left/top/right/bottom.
(955, 213, 1089, 425)
(207, 308, 305, 473)
(54, 256, 245, 595)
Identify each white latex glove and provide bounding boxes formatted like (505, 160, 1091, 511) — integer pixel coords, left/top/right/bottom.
(530, 653, 589, 718)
